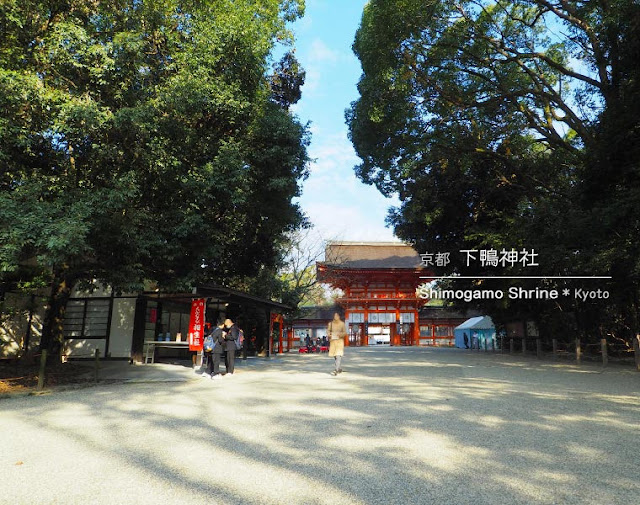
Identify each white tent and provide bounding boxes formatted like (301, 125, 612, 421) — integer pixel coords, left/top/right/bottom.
(454, 316, 496, 349)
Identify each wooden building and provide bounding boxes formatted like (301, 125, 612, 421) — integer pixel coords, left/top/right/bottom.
(292, 305, 342, 346)
(317, 241, 431, 346)
(315, 242, 478, 347)
(418, 306, 483, 346)
(1, 283, 288, 361)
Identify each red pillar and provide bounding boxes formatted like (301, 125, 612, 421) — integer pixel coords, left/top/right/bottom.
(364, 304, 369, 346)
(394, 305, 401, 346)
(344, 307, 350, 347)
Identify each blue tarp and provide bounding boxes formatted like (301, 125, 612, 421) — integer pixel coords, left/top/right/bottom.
(454, 316, 496, 349)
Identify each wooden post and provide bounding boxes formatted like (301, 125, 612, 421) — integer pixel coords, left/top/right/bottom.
(37, 349, 47, 391)
(552, 339, 558, 360)
(131, 296, 148, 364)
(575, 338, 581, 364)
(267, 312, 273, 358)
(536, 338, 542, 359)
(94, 348, 100, 383)
(23, 294, 36, 355)
(633, 335, 640, 372)
(600, 338, 608, 368)
(413, 314, 420, 346)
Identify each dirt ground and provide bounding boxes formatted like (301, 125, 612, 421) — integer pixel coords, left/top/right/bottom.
(3, 347, 640, 505)
(0, 359, 95, 394)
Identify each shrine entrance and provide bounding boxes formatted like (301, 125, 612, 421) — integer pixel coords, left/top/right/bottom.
(366, 324, 391, 345)
(396, 323, 415, 346)
(348, 322, 417, 346)
(317, 241, 431, 348)
(348, 323, 392, 346)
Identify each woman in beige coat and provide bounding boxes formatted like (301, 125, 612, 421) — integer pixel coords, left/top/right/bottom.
(327, 312, 347, 375)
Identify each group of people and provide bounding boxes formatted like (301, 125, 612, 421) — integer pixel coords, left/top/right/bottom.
(199, 312, 348, 379)
(201, 317, 241, 380)
(304, 333, 328, 349)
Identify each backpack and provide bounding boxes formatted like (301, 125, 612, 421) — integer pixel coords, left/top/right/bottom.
(203, 334, 215, 352)
(207, 327, 223, 352)
(235, 329, 244, 351)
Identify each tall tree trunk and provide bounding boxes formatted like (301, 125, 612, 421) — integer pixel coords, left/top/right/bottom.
(40, 267, 74, 361)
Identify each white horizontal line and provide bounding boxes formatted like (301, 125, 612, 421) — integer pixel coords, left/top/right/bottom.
(418, 276, 612, 279)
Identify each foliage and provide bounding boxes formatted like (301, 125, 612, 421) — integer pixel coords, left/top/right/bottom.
(0, 0, 309, 353)
(348, 0, 640, 344)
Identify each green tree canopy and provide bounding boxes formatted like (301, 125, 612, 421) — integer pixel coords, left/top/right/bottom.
(348, 0, 640, 344)
(0, 0, 310, 353)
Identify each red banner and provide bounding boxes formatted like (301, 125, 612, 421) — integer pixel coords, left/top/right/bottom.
(188, 298, 206, 351)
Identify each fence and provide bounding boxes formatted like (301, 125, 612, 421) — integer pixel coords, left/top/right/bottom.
(469, 335, 640, 370)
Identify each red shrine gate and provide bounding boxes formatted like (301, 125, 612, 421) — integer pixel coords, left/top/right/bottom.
(317, 242, 432, 346)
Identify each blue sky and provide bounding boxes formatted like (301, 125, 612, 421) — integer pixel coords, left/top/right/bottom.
(288, 0, 400, 244)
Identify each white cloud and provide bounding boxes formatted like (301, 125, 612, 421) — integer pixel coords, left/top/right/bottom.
(308, 134, 358, 175)
(295, 13, 313, 34)
(300, 65, 321, 95)
(297, 130, 400, 243)
(308, 39, 341, 64)
(298, 39, 354, 100)
(303, 200, 397, 243)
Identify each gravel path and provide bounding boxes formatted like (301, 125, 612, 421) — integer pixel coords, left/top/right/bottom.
(2, 347, 639, 505)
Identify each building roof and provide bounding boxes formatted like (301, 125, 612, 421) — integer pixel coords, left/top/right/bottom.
(323, 241, 423, 269)
(455, 316, 495, 331)
(142, 284, 291, 312)
(419, 306, 483, 320)
(295, 305, 342, 321)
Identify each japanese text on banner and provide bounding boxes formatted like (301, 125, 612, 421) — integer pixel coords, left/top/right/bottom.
(188, 298, 206, 351)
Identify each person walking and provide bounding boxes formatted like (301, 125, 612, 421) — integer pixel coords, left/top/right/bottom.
(210, 319, 226, 380)
(223, 317, 240, 375)
(327, 312, 347, 376)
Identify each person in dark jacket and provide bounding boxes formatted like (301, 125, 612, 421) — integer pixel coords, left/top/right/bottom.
(210, 319, 226, 380)
(201, 324, 215, 378)
(223, 317, 239, 375)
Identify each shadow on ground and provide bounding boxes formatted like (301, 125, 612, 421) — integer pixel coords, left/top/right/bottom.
(2, 347, 639, 505)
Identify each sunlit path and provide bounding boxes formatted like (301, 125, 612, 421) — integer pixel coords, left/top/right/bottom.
(2, 348, 639, 505)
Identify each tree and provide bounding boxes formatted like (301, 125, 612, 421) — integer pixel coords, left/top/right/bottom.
(0, 0, 309, 357)
(348, 0, 640, 346)
(276, 229, 334, 310)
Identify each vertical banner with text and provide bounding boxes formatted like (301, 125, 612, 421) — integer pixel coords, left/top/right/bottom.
(188, 298, 206, 351)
